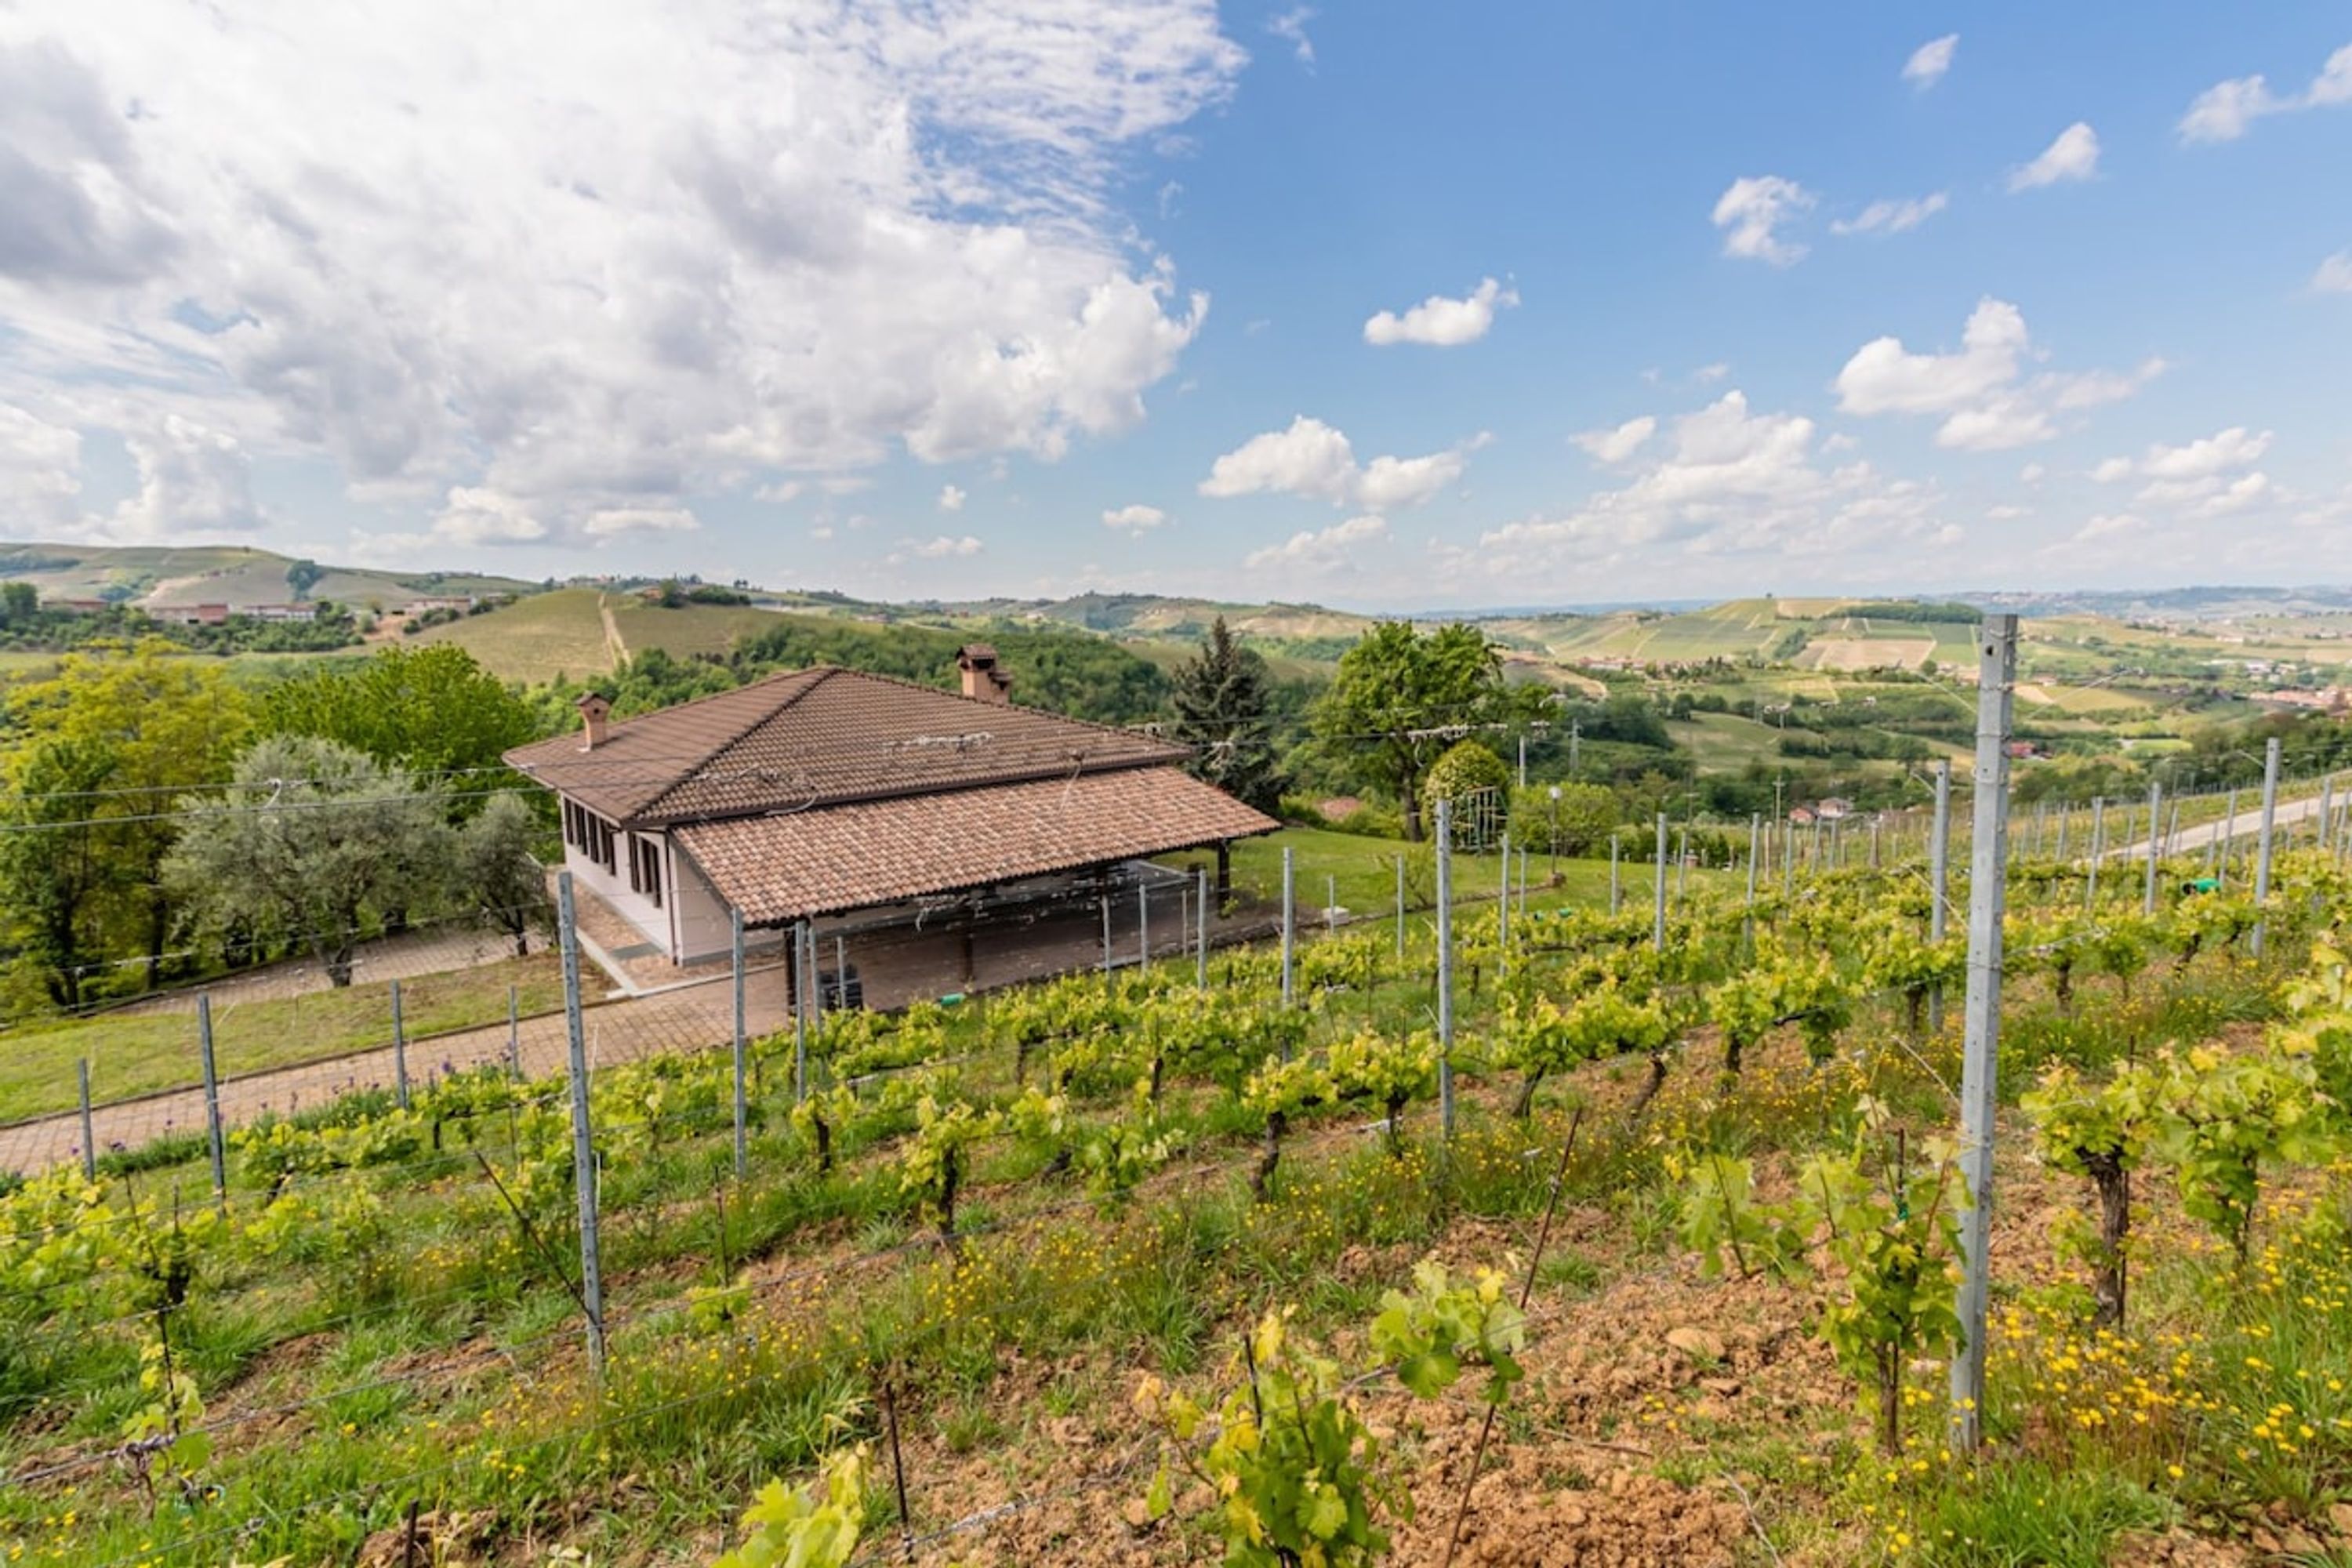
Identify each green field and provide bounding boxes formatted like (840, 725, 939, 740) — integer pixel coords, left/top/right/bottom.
(414, 587, 620, 683)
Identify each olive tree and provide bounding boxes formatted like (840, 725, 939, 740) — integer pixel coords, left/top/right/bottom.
(165, 735, 456, 986)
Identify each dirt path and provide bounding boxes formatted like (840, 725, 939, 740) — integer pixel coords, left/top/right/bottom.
(597, 591, 627, 669)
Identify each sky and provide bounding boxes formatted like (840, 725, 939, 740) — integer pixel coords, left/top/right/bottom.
(2, 2, 2348, 612)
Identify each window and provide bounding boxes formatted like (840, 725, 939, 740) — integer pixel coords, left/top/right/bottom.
(628, 834, 663, 908)
(563, 800, 616, 873)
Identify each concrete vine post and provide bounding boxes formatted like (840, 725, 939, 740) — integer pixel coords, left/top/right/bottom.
(2252, 737, 2281, 957)
(198, 995, 225, 1214)
(1929, 758, 1951, 1036)
(1436, 798, 1455, 1142)
(1951, 616, 2018, 1450)
(556, 872, 606, 1377)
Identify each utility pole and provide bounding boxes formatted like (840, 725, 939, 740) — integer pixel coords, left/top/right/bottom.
(1951, 617, 2018, 1451)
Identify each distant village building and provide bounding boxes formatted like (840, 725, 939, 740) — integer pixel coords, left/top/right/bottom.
(1788, 806, 1817, 826)
(503, 648, 1278, 994)
(1814, 797, 1853, 822)
(401, 594, 476, 616)
(245, 604, 319, 623)
(154, 604, 230, 626)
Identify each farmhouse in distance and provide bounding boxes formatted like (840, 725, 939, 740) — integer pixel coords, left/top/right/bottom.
(503, 644, 1279, 996)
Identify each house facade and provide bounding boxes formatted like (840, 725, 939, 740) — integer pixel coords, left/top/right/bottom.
(505, 649, 1278, 968)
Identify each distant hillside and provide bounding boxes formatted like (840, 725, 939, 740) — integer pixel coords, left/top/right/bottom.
(0, 543, 539, 612)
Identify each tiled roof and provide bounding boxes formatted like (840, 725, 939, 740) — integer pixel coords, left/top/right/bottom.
(673, 766, 1279, 924)
(504, 666, 1185, 826)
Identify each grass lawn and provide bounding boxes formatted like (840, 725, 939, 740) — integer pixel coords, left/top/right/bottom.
(0, 953, 565, 1123)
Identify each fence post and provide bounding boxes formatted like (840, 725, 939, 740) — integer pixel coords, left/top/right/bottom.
(1497, 830, 1511, 973)
(556, 873, 606, 1376)
(2216, 788, 2237, 887)
(1328, 873, 1340, 935)
(1951, 615, 2018, 1450)
(1100, 895, 1112, 978)
(390, 978, 408, 1111)
(1651, 812, 1667, 952)
(2322, 774, 2336, 854)
(1516, 732, 1526, 789)
(2143, 781, 2162, 916)
(2252, 737, 2281, 957)
(507, 984, 522, 1077)
(1675, 825, 1689, 898)
(1609, 835, 1621, 916)
(731, 908, 747, 1181)
(2085, 797, 2104, 909)
(1138, 882, 1150, 974)
(1394, 854, 1406, 962)
(1929, 757, 1951, 1035)
(1197, 866, 1211, 990)
(793, 920, 810, 1103)
(1870, 813, 1882, 869)
(1436, 799, 1454, 1142)
(78, 1058, 96, 1181)
(198, 994, 225, 1212)
(1279, 846, 1296, 1007)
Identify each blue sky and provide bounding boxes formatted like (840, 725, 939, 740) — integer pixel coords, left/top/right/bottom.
(2, 2, 2347, 608)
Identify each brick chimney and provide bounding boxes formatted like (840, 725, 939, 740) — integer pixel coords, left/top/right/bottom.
(577, 691, 613, 750)
(956, 644, 1012, 705)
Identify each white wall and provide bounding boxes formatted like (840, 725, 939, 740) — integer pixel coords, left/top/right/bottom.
(668, 840, 738, 964)
(561, 837, 669, 954)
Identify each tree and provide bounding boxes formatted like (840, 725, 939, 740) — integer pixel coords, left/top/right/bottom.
(256, 644, 538, 801)
(284, 559, 325, 600)
(0, 583, 36, 625)
(1312, 622, 1504, 841)
(459, 793, 552, 956)
(165, 735, 456, 987)
(1419, 739, 1509, 844)
(1169, 617, 1284, 813)
(0, 642, 250, 997)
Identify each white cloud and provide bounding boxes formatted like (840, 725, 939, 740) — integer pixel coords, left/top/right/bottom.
(754, 481, 805, 504)
(2019, 463, 2047, 483)
(1362, 278, 1519, 347)
(887, 534, 984, 564)
(433, 487, 549, 545)
(1711, 176, 1814, 265)
(583, 506, 698, 539)
(1243, 513, 1387, 572)
(938, 484, 967, 512)
(0, 1, 1243, 547)
(0, 404, 85, 534)
(1572, 416, 1657, 464)
(2314, 251, 2352, 294)
(1833, 297, 2159, 450)
(1831, 192, 1949, 238)
(808, 524, 835, 541)
(2179, 42, 2352, 143)
(1199, 416, 1478, 510)
(1266, 7, 1316, 66)
(1101, 503, 1167, 532)
(2089, 427, 2278, 521)
(107, 416, 265, 541)
(1903, 34, 1958, 89)
(1692, 363, 1730, 384)
(2008, 122, 2100, 191)
(1473, 390, 1947, 581)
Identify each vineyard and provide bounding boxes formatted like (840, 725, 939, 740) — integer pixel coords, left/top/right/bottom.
(5, 834, 2352, 1567)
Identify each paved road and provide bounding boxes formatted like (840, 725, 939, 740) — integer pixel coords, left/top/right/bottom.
(2110, 792, 2329, 860)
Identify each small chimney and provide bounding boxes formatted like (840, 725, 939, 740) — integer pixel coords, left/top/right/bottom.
(956, 644, 1011, 705)
(577, 691, 613, 750)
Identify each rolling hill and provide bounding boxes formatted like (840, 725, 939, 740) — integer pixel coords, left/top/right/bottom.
(0, 543, 539, 612)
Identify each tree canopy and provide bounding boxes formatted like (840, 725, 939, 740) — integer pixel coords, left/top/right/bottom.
(256, 644, 538, 803)
(165, 735, 456, 988)
(1312, 622, 1504, 841)
(1169, 617, 1284, 813)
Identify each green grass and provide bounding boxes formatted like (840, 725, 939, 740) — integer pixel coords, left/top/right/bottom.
(0, 953, 564, 1123)
(1155, 824, 1713, 923)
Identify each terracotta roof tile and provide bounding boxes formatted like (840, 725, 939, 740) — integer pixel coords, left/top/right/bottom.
(505, 666, 1184, 826)
(673, 766, 1279, 924)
